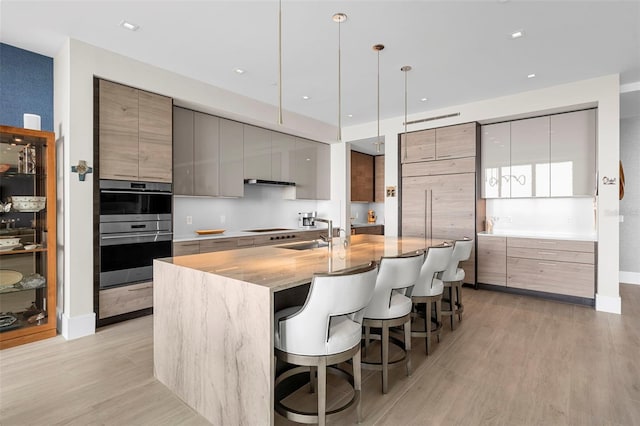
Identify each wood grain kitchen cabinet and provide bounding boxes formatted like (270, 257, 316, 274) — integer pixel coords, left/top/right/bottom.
(243, 125, 272, 181)
(400, 129, 435, 163)
(194, 112, 220, 196)
(510, 116, 550, 197)
(481, 122, 511, 198)
(351, 151, 374, 202)
(173, 241, 200, 256)
(403, 157, 475, 177)
(374, 155, 385, 203)
(138, 90, 173, 182)
(219, 119, 244, 197)
(173, 107, 195, 195)
(98, 79, 172, 183)
(435, 122, 476, 160)
(477, 235, 506, 286)
(401, 173, 476, 284)
(506, 237, 595, 298)
(99, 281, 153, 319)
(352, 225, 384, 235)
(99, 80, 139, 180)
(550, 109, 596, 197)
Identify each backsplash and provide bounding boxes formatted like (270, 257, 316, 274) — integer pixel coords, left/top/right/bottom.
(486, 197, 596, 236)
(350, 202, 384, 225)
(174, 185, 331, 238)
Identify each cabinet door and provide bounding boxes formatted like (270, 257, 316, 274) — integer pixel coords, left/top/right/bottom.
(477, 236, 506, 286)
(271, 132, 296, 182)
(219, 119, 244, 197)
(293, 138, 317, 200)
(194, 112, 219, 196)
(315, 142, 331, 200)
(243, 125, 271, 180)
(138, 91, 172, 183)
(481, 122, 511, 198)
(510, 116, 550, 197)
(435, 123, 476, 160)
(99, 80, 139, 180)
(550, 109, 596, 197)
(173, 107, 194, 195)
(351, 151, 374, 202)
(400, 129, 435, 163)
(374, 155, 385, 203)
(401, 176, 427, 238)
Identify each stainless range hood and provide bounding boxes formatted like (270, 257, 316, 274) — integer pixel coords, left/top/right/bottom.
(244, 179, 296, 187)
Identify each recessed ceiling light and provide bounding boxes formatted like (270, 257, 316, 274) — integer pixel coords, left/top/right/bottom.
(119, 20, 140, 31)
(302, 95, 310, 100)
(511, 30, 524, 39)
(234, 68, 246, 75)
(420, 97, 428, 102)
(347, 114, 353, 118)
(527, 73, 536, 79)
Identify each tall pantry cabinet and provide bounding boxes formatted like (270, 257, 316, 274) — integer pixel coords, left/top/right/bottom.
(400, 122, 480, 284)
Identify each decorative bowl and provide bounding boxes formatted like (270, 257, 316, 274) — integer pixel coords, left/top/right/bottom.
(10, 196, 46, 212)
(0, 236, 21, 247)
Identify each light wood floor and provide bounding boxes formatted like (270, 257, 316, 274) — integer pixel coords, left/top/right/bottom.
(1, 285, 639, 425)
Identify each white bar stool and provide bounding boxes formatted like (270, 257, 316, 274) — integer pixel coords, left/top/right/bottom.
(361, 251, 424, 393)
(274, 262, 378, 426)
(407, 243, 453, 355)
(440, 238, 474, 330)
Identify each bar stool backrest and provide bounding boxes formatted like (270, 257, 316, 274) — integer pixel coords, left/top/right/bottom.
(440, 239, 474, 282)
(365, 252, 424, 319)
(277, 262, 377, 355)
(408, 244, 453, 297)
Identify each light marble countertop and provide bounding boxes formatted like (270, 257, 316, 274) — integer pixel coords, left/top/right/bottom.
(477, 230, 597, 241)
(163, 234, 443, 292)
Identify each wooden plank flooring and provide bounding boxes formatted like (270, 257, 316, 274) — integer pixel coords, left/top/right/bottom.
(1, 284, 639, 425)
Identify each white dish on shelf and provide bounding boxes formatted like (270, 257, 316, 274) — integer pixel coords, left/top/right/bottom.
(0, 244, 21, 252)
(10, 196, 46, 212)
(0, 236, 21, 246)
(0, 269, 23, 287)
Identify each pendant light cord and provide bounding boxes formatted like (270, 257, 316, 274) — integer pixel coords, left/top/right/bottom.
(377, 48, 380, 151)
(401, 65, 412, 161)
(278, 0, 283, 125)
(337, 17, 342, 141)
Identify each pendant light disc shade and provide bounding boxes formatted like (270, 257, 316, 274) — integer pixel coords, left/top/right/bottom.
(332, 13, 347, 23)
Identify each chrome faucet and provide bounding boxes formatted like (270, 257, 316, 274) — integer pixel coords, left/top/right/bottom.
(315, 218, 333, 250)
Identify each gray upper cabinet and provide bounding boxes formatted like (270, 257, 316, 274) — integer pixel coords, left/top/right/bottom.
(481, 122, 510, 198)
(510, 116, 550, 197)
(194, 112, 220, 196)
(243, 125, 272, 181)
(219, 119, 244, 197)
(550, 109, 596, 197)
(292, 138, 330, 200)
(173, 107, 195, 195)
(271, 132, 296, 182)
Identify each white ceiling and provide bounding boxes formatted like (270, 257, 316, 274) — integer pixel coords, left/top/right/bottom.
(1, 1, 639, 126)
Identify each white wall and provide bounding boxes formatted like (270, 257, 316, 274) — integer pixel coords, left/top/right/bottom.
(54, 39, 341, 340)
(344, 74, 621, 313)
(620, 115, 640, 285)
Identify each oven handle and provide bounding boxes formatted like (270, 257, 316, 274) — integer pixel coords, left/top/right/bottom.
(100, 232, 173, 246)
(101, 232, 173, 240)
(100, 190, 172, 195)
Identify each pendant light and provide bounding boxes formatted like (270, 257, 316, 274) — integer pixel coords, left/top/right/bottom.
(333, 12, 347, 142)
(278, 0, 283, 125)
(373, 44, 385, 153)
(401, 65, 412, 160)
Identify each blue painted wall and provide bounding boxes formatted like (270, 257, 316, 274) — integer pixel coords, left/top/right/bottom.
(0, 43, 53, 131)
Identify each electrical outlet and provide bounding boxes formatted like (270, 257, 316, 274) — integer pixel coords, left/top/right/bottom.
(619, 215, 624, 223)
(220, 215, 226, 224)
(186, 216, 192, 225)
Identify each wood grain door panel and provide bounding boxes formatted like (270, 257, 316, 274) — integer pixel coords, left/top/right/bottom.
(138, 91, 172, 182)
(478, 236, 507, 286)
(507, 257, 594, 298)
(400, 129, 435, 163)
(435, 123, 476, 160)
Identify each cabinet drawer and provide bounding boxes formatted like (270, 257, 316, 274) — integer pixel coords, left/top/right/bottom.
(99, 281, 153, 319)
(236, 238, 255, 247)
(199, 239, 239, 253)
(402, 157, 475, 177)
(507, 257, 594, 298)
(507, 246, 594, 264)
(173, 241, 200, 256)
(507, 237, 594, 253)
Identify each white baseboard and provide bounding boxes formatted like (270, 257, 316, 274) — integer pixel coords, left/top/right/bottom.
(61, 312, 96, 340)
(619, 271, 640, 285)
(595, 293, 622, 314)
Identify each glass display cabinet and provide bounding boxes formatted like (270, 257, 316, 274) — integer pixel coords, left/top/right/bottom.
(0, 125, 56, 349)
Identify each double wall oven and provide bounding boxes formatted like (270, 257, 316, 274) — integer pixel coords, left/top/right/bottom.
(99, 180, 172, 290)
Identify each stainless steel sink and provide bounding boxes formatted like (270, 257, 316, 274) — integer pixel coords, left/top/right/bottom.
(277, 240, 329, 250)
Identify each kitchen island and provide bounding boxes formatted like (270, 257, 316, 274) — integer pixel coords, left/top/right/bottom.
(153, 234, 443, 425)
